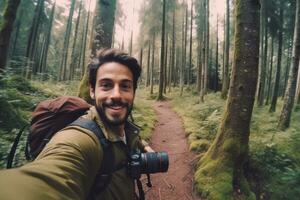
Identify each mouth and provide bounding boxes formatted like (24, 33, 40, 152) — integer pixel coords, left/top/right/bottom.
(107, 105, 124, 110)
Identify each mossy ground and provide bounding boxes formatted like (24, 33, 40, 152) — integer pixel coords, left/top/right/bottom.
(167, 87, 300, 200)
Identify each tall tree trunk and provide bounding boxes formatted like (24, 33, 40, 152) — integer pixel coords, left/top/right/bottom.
(164, 32, 168, 94)
(221, 0, 230, 99)
(170, 9, 176, 91)
(69, 0, 83, 80)
(180, 4, 186, 96)
(214, 15, 219, 92)
(90, 0, 116, 56)
(39, 0, 56, 79)
(78, 0, 92, 76)
(8, 7, 22, 62)
(265, 36, 274, 105)
(199, 0, 206, 102)
(59, 0, 76, 81)
(157, 0, 166, 100)
(257, 0, 267, 106)
(78, 0, 116, 102)
(278, 0, 300, 130)
(150, 32, 156, 95)
(139, 47, 143, 82)
(270, 3, 284, 113)
(282, 41, 293, 98)
(195, 1, 260, 199)
(188, 0, 193, 85)
(0, 0, 21, 73)
(24, 0, 44, 79)
(129, 30, 133, 55)
(204, 0, 209, 94)
(146, 41, 151, 87)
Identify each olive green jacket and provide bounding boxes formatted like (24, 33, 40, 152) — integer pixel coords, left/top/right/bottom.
(0, 106, 144, 200)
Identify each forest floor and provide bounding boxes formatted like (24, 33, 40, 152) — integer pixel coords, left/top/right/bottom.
(142, 101, 201, 200)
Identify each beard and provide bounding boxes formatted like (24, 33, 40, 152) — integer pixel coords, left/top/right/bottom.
(96, 99, 132, 126)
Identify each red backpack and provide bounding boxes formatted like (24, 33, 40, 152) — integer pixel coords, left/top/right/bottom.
(6, 96, 111, 166)
(6, 96, 117, 192)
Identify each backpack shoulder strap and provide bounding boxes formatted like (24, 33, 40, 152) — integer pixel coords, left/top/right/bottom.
(70, 118, 110, 149)
(69, 118, 114, 192)
(69, 118, 113, 172)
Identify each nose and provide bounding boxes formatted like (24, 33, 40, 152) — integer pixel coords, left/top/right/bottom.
(110, 85, 121, 100)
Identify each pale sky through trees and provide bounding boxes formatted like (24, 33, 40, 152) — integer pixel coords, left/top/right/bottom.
(55, 0, 226, 54)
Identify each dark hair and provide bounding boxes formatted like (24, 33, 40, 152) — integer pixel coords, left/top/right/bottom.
(88, 48, 141, 91)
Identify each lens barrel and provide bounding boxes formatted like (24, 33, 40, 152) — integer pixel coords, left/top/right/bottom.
(140, 152, 169, 174)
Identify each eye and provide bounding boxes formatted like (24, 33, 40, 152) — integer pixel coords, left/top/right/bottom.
(121, 82, 133, 91)
(100, 82, 113, 90)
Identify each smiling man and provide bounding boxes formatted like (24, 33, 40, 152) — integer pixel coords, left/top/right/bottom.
(0, 49, 153, 200)
(83, 49, 151, 199)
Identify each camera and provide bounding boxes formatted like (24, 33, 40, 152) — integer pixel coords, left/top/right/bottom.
(128, 150, 169, 179)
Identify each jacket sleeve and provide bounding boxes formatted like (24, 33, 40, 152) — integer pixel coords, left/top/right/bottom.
(0, 128, 103, 200)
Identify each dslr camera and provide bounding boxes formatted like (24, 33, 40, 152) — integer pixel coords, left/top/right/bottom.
(128, 149, 169, 179)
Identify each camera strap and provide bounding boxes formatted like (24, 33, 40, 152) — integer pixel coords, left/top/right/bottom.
(136, 179, 145, 200)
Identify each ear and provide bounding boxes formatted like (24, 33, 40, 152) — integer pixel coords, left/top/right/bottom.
(89, 85, 95, 99)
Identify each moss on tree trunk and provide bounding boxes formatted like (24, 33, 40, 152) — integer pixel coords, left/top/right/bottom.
(0, 0, 21, 72)
(77, 0, 116, 102)
(194, 0, 260, 199)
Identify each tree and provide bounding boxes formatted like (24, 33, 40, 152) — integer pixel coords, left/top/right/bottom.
(90, 0, 116, 56)
(59, 0, 76, 81)
(24, 0, 45, 79)
(278, 0, 300, 130)
(256, 0, 268, 106)
(69, 0, 83, 80)
(78, 0, 117, 102)
(214, 15, 219, 92)
(38, 0, 56, 78)
(157, 0, 166, 100)
(269, 1, 284, 113)
(194, 0, 260, 199)
(0, 0, 21, 73)
(221, 0, 230, 99)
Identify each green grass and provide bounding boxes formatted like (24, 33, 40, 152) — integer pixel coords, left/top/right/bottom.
(166, 87, 300, 200)
(132, 87, 156, 141)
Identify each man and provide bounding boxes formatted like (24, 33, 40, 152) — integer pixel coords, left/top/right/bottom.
(0, 49, 153, 199)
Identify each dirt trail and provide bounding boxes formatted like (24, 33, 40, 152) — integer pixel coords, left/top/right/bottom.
(143, 101, 201, 200)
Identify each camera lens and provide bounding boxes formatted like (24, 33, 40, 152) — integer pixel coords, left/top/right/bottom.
(140, 152, 169, 174)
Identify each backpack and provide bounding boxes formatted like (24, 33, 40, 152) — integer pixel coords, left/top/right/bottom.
(6, 96, 114, 191)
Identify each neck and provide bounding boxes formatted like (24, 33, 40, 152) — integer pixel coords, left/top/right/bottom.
(106, 123, 125, 137)
(110, 124, 125, 137)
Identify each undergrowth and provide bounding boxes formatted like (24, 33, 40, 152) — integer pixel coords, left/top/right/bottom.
(168, 87, 300, 200)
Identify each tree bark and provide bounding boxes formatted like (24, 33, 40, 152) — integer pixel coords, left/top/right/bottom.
(146, 41, 151, 87)
(278, 0, 300, 130)
(59, 0, 76, 81)
(24, 0, 44, 79)
(257, 0, 267, 106)
(195, 0, 260, 199)
(214, 15, 219, 92)
(157, 0, 166, 100)
(265, 36, 274, 105)
(69, 0, 83, 80)
(0, 0, 21, 73)
(269, 3, 284, 112)
(221, 0, 230, 99)
(78, 0, 116, 102)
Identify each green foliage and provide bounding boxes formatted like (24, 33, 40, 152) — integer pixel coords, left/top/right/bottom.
(168, 88, 300, 199)
(133, 88, 156, 141)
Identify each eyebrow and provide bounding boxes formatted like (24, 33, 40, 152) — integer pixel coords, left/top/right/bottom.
(98, 78, 133, 83)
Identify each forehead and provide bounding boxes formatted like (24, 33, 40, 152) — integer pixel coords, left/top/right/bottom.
(96, 62, 133, 81)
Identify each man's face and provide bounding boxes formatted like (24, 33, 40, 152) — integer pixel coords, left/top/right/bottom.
(90, 62, 135, 126)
